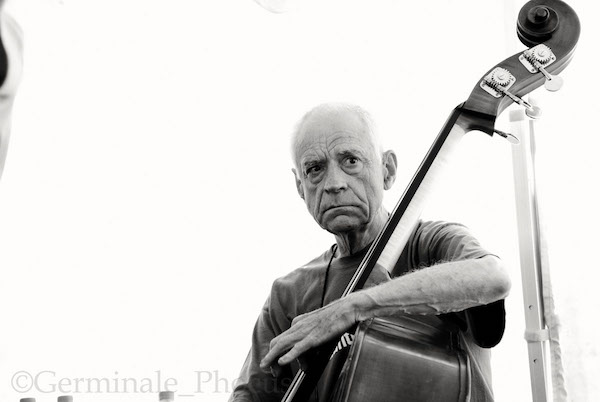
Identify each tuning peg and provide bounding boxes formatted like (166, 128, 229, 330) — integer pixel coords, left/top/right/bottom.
(480, 67, 542, 118)
(525, 104, 543, 119)
(519, 44, 563, 92)
(542, 72, 563, 91)
(523, 95, 543, 119)
(494, 128, 520, 144)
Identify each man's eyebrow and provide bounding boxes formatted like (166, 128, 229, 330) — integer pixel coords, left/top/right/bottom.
(337, 149, 368, 159)
(300, 157, 322, 167)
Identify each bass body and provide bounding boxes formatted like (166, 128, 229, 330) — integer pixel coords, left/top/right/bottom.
(331, 315, 469, 402)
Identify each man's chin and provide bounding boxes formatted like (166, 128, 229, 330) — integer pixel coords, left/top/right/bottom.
(322, 215, 365, 234)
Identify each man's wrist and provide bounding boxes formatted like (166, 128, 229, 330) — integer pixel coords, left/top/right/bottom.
(347, 291, 375, 322)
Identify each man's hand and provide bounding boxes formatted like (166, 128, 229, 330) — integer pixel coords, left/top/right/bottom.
(259, 294, 363, 374)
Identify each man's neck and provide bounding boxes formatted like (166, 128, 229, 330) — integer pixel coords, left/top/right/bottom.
(333, 208, 389, 257)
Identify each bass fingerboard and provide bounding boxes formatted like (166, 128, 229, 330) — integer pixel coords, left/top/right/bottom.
(343, 107, 471, 295)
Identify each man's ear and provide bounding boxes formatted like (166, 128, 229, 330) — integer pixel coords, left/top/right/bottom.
(292, 168, 305, 199)
(382, 150, 398, 190)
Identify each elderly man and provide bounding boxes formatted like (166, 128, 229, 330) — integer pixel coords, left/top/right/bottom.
(231, 103, 511, 401)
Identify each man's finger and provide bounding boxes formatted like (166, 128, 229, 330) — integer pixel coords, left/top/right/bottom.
(278, 338, 313, 366)
(261, 334, 294, 369)
(260, 347, 280, 370)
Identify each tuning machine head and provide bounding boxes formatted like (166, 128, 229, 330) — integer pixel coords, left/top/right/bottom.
(519, 44, 563, 91)
(480, 67, 542, 118)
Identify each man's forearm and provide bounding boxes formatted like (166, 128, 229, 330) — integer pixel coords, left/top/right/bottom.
(261, 255, 511, 369)
(353, 255, 511, 320)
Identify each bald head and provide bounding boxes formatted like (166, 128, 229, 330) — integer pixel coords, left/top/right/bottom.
(291, 103, 382, 170)
(290, 102, 397, 240)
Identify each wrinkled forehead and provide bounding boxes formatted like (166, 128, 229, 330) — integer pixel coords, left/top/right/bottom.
(294, 109, 376, 162)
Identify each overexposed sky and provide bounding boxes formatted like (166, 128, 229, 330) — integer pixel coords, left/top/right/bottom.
(0, 0, 598, 401)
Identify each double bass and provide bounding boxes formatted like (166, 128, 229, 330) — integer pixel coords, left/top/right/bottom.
(281, 1, 580, 401)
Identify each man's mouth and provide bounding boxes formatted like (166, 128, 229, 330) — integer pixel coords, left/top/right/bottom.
(324, 205, 357, 213)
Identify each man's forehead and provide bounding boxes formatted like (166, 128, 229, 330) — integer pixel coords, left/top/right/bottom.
(300, 132, 363, 154)
(292, 105, 382, 168)
(299, 130, 366, 147)
(297, 131, 372, 165)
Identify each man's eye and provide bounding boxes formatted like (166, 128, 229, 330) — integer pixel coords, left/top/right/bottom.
(343, 157, 362, 169)
(306, 165, 322, 175)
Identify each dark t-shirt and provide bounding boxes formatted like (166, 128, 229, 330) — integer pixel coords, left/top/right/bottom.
(230, 221, 505, 401)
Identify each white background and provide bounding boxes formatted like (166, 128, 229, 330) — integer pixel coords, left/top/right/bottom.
(0, 0, 598, 401)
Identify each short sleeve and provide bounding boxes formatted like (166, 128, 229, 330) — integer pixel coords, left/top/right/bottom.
(417, 221, 495, 264)
(395, 220, 506, 348)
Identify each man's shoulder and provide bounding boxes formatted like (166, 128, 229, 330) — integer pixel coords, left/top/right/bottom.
(410, 220, 475, 250)
(267, 247, 333, 314)
(415, 220, 469, 235)
(396, 220, 490, 274)
(272, 247, 331, 291)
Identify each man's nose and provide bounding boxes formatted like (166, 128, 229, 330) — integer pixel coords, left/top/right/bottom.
(323, 165, 348, 193)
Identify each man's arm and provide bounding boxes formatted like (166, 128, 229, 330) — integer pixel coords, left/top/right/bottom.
(261, 255, 510, 370)
(231, 280, 299, 402)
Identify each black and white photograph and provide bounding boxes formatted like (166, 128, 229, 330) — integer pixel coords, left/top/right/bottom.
(0, 0, 598, 401)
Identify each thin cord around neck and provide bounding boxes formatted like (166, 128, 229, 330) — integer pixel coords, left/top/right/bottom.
(320, 244, 338, 308)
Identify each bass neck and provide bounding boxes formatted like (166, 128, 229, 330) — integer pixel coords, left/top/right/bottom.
(345, 105, 492, 292)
